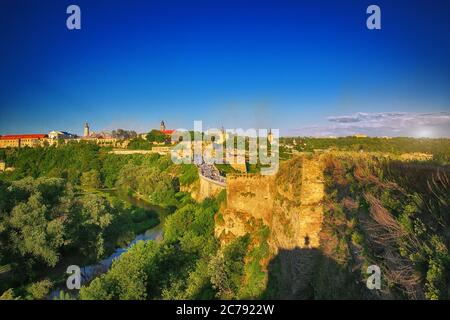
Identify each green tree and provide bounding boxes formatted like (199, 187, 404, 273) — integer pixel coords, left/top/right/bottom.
(146, 130, 167, 144)
(209, 236, 249, 299)
(75, 194, 114, 260)
(0, 288, 17, 300)
(6, 178, 69, 267)
(81, 169, 102, 189)
(26, 279, 53, 300)
(80, 241, 161, 300)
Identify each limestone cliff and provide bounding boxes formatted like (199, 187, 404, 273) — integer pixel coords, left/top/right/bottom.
(215, 155, 325, 298)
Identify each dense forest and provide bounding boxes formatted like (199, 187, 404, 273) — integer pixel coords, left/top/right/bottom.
(0, 142, 198, 299)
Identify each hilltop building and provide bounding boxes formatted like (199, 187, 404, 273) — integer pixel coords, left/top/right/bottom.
(48, 131, 77, 140)
(80, 123, 122, 147)
(0, 134, 48, 148)
(160, 120, 175, 135)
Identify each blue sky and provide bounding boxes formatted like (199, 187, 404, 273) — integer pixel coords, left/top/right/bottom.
(0, 0, 449, 137)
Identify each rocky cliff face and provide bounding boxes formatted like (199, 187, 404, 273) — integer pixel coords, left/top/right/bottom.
(215, 155, 325, 298)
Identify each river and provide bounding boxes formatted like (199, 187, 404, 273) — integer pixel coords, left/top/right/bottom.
(49, 191, 167, 299)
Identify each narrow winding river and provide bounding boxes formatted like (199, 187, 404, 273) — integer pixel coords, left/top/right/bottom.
(49, 192, 167, 299)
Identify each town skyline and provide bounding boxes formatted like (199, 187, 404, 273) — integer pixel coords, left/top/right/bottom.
(1, 111, 450, 138)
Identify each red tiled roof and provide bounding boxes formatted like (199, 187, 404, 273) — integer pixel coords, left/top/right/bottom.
(161, 130, 175, 135)
(0, 134, 47, 140)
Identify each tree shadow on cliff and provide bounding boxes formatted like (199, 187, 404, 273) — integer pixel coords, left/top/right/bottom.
(262, 247, 374, 300)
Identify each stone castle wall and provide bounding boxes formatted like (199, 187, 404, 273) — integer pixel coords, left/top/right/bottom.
(225, 174, 275, 224)
(198, 172, 226, 201)
(216, 156, 325, 252)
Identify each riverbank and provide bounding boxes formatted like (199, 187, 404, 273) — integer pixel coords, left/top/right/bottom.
(47, 190, 167, 299)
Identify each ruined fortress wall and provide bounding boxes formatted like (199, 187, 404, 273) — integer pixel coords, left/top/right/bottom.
(218, 157, 324, 252)
(217, 157, 325, 298)
(225, 174, 275, 224)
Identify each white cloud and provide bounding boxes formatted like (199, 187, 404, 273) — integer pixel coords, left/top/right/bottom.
(289, 112, 450, 137)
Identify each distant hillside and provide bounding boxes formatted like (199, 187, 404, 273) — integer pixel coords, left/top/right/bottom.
(280, 137, 450, 165)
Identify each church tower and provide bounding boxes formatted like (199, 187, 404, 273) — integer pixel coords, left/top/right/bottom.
(160, 120, 166, 132)
(268, 129, 273, 144)
(84, 122, 90, 137)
